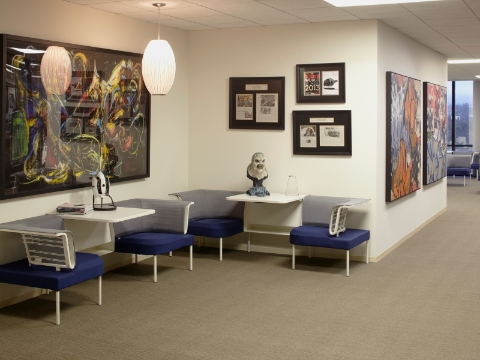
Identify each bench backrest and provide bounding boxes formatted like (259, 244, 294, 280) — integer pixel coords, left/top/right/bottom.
(447, 154, 471, 168)
(169, 189, 245, 221)
(113, 198, 192, 238)
(0, 215, 75, 269)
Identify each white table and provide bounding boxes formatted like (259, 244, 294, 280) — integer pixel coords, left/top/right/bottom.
(55, 207, 155, 251)
(227, 193, 306, 252)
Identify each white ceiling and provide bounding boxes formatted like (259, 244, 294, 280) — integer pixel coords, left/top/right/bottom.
(64, 0, 480, 81)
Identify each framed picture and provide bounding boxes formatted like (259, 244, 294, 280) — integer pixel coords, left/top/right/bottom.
(296, 63, 345, 103)
(292, 110, 352, 155)
(386, 72, 421, 202)
(1, 34, 151, 200)
(229, 76, 285, 130)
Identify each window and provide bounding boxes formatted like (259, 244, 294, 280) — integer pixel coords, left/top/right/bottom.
(448, 81, 473, 151)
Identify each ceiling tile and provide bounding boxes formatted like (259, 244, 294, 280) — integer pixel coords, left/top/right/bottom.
(186, 14, 248, 25)
(401, 0, 468, 11)
(203, 1, 280, 13)
(461, 46, 480, 56)
(285, 7, 352, 18)
(303, 15, 359, 22)
(255, 18, 310, 25)
(423, 17, 480, 28)
(213, 21, 262, 28)
(122, 0, 202, 10)
(87, 2, 141, 13)
(448, 65, 478, 81)
(159, 6, 225, 18)
(185, 0, 254, 5)
(256, 0, 333, 10)
(435, 25, 480, 38)
(449, 36, 480, 46)
(341, 4, 406, 15)
(66, 0, 118, 4)
(378, 17, 429, 29)
(125, 11, 174, 22)
(413, 8, 476, 20)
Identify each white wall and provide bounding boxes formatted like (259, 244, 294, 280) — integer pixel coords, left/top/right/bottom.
(376, 21, 447, 256)
(188, 21, 379, 255)
(0, 0, 189, 303)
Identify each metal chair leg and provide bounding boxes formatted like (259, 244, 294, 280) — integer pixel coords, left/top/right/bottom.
(56, 291, 60, 325)
(292, 245, 295, 270)
(98, 276, 102, 305)
(154, 255, 157, 283)
(219, 238, 223, 261)
(346, 250, 350, 277)
(189, 245, 193, 271)
(366, 241, 369, 264)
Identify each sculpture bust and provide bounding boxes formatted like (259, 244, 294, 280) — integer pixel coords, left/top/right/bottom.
(246, 152, 270, 197)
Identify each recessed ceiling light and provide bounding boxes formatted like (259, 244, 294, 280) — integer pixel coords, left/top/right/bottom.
(447, 59, 480, 64)
(325, 0, 441, 6)
(476, 76, 480, 78)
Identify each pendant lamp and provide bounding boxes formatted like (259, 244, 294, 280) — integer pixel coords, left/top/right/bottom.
(142, 3, 176, 95)
(40, 46, 72, 96)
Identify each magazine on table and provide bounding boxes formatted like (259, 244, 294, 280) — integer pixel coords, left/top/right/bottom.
(56, 202, 94, 215)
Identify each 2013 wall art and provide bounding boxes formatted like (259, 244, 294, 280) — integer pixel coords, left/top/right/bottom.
(1, 34, 150, 200)
(386, 72, 421, 202)
(423, 82, 447, 185)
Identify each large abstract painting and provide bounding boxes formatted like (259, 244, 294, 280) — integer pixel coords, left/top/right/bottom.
(1, 34, 150, 199)
(423, 82, 447, 185)
(386, 72, 421, 202)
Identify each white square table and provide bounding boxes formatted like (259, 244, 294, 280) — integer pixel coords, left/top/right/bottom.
(55, 207, 155, 251)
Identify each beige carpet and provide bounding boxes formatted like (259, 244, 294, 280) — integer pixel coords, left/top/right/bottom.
(0, 179, 479, 360)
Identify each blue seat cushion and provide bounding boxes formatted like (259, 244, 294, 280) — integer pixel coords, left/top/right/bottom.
(187, 219, 243, 238)
(0, 252, 104, 292)
(447, 168, 471, 176)
(471, 164, 479, 170)
(115, 232, 194, 255)
(290, 226, 370, 250)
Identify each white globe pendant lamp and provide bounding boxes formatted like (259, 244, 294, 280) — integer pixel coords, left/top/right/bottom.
(142, 3, 176, 95)
(40, 46, 72, 96)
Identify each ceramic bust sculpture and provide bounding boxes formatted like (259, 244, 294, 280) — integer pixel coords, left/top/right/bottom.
(246, 152, 270, 197)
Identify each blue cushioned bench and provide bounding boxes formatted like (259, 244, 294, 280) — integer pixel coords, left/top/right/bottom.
(170, 190, 245, 261)
(447, 154, 471, 186)
(0, 215, 104, 325)
(113, 198, 194, 283)
(290, 195, 370, 277)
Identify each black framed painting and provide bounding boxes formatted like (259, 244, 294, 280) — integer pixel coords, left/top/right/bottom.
(423, 82, 447, 185)
(292, 110, 352, 155)
(1, 34, 151, 200)
(386, 71, 421, 202)
(296, 63, 345, 103)
(229, 76, 285, 130)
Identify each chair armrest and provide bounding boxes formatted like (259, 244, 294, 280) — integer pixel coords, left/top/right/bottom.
(0, 224, 75, 269)
(329, 199, 370, 236)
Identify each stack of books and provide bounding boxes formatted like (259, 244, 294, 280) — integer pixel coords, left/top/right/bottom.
(56, 203, 94, 215)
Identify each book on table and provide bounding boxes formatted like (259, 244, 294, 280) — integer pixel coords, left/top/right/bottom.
(56, 203, 94, 215)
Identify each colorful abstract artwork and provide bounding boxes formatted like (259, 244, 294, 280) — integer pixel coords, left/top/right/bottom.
(386, 72, 422, 202)
(423, 82, 447, 185)
(1, 35, 150, 199)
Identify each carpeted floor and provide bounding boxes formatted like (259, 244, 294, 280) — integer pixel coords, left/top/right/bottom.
(0, 179, 479, 360)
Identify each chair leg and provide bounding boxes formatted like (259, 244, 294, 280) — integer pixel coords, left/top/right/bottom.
(247, 233, 251, 253)
(98, 276, 102, 305)
(189, 245, 193, 271)
(308, 246, 312, 258)
(169, 251, 172, 257)
(346, 250, 350, 277)
(292, 245, 295, 270)
(56, 291, 60, 326)
(366, 241, 369, 264)
(154, 255, 157, 283)
(219, 238, 223, 261)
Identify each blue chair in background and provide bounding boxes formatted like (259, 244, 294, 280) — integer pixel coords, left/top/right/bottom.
(113, 199, 194, 282)
(170, 190, 245, 261)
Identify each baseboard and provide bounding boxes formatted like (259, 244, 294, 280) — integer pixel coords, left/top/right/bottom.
(0, 288, 44, 310)
(372, 207, 446, 262)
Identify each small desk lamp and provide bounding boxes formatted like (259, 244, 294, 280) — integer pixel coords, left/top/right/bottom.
(92, 171, 117, 211)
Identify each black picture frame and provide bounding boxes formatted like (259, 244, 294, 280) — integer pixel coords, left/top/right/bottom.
(1, 34, 151, 200)
(229, 76, 285, 130)
(296, 63, 345, 103)
(292, 110, 352, 155)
